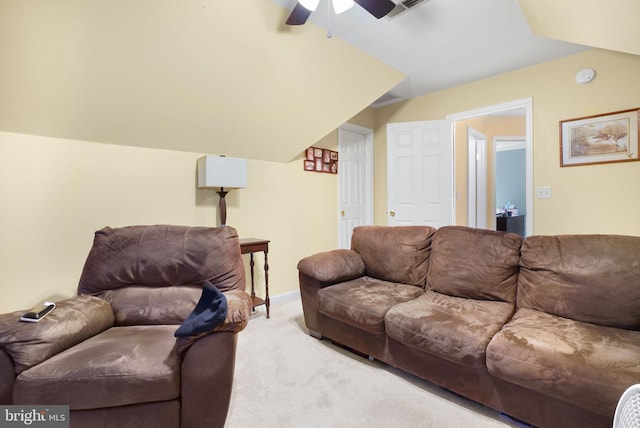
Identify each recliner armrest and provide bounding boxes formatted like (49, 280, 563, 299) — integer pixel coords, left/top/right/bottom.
(297, 249, 365, 285)
(0, 295, 114, 374)
(175, 290, 252, 353)
(213, 289, 252, 334)
(0, 349, 15, 404)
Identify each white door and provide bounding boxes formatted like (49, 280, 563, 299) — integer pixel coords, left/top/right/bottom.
(387, 120, 453, 227)
(467, 127, 487, 229)
(338, 124, 373, 248)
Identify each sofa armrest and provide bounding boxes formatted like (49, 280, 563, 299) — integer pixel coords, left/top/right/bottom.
(0, 295, 114, 374)
(297, 249, 365, 285)
(297, 250, 365, 335)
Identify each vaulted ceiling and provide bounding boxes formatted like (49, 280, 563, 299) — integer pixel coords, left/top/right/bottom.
(518, 0, 640, 57)
(1, 0, 637, 163)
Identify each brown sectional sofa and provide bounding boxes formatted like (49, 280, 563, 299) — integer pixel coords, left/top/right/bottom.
(298, 225, 640, 428)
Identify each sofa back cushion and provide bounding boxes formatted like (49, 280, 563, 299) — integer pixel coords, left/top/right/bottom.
(98, 286, 202, 325)
(518, 234, 640, 329)
(351, 226, 436, 287)
(428, 226, 522, 303)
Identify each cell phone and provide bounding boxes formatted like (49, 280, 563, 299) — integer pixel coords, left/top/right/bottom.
(20, 301, 56, 323)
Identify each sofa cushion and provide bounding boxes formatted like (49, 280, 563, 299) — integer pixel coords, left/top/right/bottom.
(77, 225, 245, 294)
(0, 295, 114, 374)
(385, 291, 515, 368)
(518, 234, 640, 329)
(351, 226, 436, 287)
(317, 277, 424, 334)
(99, 285, 202, 325)
(13, 325, 181, 410)
(486, 308, 640, 417)
(427, 226, 522, 303)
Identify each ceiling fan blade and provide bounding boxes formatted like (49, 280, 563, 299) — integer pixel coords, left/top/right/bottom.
(353, 0, 396, 18)
(286, 2, 313, 25)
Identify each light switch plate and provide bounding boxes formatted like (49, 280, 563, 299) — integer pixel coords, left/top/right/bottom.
(535, 186, 552, 199)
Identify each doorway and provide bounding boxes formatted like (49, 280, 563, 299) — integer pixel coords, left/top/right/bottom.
(447, 98, 533, 236)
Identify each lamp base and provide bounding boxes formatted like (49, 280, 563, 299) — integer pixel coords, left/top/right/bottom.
(217, 188, 229, 226)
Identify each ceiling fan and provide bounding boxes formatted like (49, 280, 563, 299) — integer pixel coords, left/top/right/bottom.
(286, 0, 396, 25)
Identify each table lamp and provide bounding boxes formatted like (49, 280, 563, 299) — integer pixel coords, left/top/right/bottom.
(197, 155, 247, 226)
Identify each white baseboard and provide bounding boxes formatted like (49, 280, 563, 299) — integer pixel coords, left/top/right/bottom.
(269, 289, 300, 303)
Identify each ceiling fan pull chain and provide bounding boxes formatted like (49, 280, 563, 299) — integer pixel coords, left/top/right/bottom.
(327, 0, 333, 38)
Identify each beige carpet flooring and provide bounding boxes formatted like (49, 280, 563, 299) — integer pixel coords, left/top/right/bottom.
(226, 293, 526, 428)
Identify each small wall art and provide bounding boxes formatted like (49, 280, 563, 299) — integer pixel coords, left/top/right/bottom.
(560, 108, 640, 167)
(304, 147, 338, 174)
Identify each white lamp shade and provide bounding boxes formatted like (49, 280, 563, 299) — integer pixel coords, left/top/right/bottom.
(197, 156, 247, 189)
(333, 0, 354, 14)
(299, 0, 320, 12)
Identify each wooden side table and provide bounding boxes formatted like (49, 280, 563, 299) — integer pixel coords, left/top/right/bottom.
(239, 238, 270, 318)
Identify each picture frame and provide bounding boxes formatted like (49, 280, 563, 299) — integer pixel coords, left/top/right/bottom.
(302, 146, 339, 174)
(323, 149, 330, 163)
(560, 108, 640, 167)
(306, 147, 315, 161)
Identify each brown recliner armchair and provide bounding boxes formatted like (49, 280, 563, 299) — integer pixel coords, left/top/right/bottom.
(0, 225, 252, 428)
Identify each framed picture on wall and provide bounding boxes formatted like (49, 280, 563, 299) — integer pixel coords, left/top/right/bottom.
(302, 146, 339, 174)
(323, 149, 330, 163)
(306, 147, 315, 161)
(560, 108, 640, 167)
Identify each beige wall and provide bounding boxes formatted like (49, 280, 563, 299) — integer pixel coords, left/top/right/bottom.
(0, 0, 404, 163)
(374, 48, 640, 236)
(4, 48, 640, 312)
(0, 132, 338, 313)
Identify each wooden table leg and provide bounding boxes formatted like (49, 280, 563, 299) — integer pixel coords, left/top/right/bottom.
(249, 252, 256, 311)
(264, 249, 270, 319)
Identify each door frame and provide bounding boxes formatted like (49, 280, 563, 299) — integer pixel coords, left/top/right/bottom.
(467, 127, 487, 229)
(447, 98, 533, 236)
(338, 123, 374, 248)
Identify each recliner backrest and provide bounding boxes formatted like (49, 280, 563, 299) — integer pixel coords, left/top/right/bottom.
(77, 225, 245, 325)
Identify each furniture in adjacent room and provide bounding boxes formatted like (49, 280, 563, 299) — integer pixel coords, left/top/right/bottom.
(0, 225, 253, 428)
(496, 214, 525, 237)
(240, 238, 271, 319)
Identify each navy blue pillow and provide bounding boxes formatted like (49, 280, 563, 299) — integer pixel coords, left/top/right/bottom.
(174, 280, 228, 337)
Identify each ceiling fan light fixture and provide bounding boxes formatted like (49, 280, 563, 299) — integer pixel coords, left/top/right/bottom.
(333, 0, 355, 14)
(299, 0, 320, 12)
